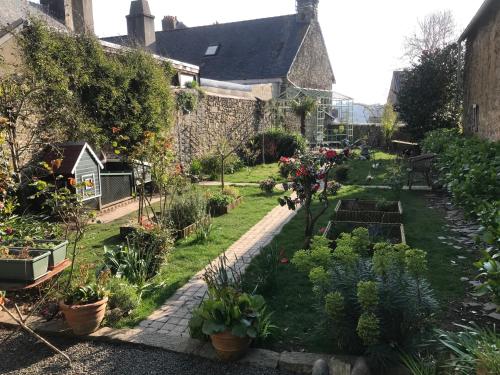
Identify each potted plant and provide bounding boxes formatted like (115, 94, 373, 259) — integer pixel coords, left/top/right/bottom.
(0, 246, 50, 281)
(5, 239, 69, 269)
(189, 287, 271, 361)
(59, 271, 109, 336)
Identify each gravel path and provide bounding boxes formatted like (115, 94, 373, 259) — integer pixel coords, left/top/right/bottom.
(0, 328, 292, 375)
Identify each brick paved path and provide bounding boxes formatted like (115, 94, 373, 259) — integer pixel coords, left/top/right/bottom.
(137, 200, 300, 337)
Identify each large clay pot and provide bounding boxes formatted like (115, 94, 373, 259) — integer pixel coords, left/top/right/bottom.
(210, 331, 251, 361)
(59, 297, 108, 336)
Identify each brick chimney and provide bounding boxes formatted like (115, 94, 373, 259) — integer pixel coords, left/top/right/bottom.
(296, 0, 319, 22)
(127, 0, 156, 49)
(40, 0, 94, 33)
(162, 16, 177, 31)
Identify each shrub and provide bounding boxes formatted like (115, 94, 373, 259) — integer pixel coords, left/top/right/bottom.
(167, 187, 207, 230)
(199, 153, 243, 180)
(206, 187, 240, 215)
(334, 166, 349, 183)
(242, 245, 281, 294)
(422, 129, 500, 304)
(259, 178, 276, 194)
(189, 159, 202, 176)
(103, 227, 174, 285)
(243, 129, 306, 163)
(292, 229, 438, 358)
(108, 278, 140, 314)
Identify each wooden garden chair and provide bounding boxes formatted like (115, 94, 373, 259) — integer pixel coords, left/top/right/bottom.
(407, 153, 436, 190)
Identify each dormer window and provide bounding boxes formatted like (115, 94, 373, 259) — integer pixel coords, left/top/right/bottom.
(205, 45, 219, 56)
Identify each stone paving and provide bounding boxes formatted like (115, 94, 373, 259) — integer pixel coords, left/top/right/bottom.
(137, 198, 301, 337)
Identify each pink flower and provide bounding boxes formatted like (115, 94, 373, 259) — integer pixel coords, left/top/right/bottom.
(319, 227, 327, 234)
(5, 227, 14, 235)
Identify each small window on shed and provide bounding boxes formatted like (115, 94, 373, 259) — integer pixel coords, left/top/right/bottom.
(205, 45, 219, 56)
(472, 104, 479, 132)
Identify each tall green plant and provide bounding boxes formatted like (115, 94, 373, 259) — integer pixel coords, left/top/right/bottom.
(381, 103, 398, 147)
(291, 96, 317, 137)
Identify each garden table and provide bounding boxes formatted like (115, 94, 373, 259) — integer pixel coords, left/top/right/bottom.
(0, 259, 72, 365)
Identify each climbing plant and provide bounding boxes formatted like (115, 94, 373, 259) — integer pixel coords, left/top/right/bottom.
(17, 19, 175, 150)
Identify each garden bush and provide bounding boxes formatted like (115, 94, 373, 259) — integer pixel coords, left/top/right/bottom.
(243, 129, 306, 163)
(206, 187, 240, 215)
(423, 129, 500, 304)
(292, 230, 438, 362)
(166, 187, 207, 231)
(259, 178, 277, 194)
(107, 278, 140, 314)
(196, 153, 244, 180)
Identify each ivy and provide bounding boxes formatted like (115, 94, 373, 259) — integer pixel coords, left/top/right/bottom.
(18, 20, 175, 149)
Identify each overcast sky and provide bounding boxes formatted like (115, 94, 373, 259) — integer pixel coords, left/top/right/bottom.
(90, 0, 484, 104)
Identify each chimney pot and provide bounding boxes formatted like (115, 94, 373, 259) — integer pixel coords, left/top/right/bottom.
(162, 16, 178, 31)
(127, 0, 156, 49)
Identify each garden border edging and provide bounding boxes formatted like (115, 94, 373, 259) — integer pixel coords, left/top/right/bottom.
(0, 316, 354, 374)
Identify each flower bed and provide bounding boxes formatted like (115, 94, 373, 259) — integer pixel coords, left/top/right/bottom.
(324, 220, 406, 244)
(333, 199, 403, 223)
(176, 216, 211, 240)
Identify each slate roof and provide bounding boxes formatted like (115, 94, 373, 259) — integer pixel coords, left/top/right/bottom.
(102, 14, 311, 82)
(0, 0, 66, 30)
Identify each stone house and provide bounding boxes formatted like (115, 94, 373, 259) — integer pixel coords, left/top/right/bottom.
(459, 0, 500, 141)
(103, 0, 335, 98)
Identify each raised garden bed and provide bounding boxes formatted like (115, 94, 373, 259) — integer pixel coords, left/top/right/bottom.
(6, 240, 68, 269)
(176, 216, 211, 240)
(324, 220, 406, 244)
(209, 196, 243, 217)
(0, 250, 50, 281)
(333, 199, 403, 224)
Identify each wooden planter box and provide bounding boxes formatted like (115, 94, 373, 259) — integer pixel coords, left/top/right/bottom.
(7, 240, 68, 270)
(333, 199, 403, 224)
(324, 220, 406, 244)
(0, 250, 50, 281)
(209, 197, 243, 217)
(176, 216, 211, 240)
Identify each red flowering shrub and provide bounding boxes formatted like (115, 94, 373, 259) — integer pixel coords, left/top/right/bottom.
(278, 149, 349, 246)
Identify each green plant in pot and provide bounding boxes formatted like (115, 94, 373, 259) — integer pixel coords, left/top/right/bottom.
(189, 287, 270, 361)
(188, 255, 274, 361)
(59, 267, 110, 336)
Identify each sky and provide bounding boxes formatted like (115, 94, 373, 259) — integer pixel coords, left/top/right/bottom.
(89, 0, 485, 105)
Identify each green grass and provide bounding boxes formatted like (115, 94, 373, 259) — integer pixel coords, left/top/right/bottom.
(213, 163, 283, 184)
(343, 151, 398, 185)
(79, 186, 284, 327)
(244, 186, 476, 353)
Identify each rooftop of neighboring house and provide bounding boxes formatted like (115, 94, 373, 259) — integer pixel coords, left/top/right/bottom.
(103, 14, 311, 82)
(0, 0, 66, 32)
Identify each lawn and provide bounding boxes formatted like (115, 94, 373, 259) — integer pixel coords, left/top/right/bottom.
(79, 186, 285, 327)
(214, 163, 283, 184)
(243, 186, 475, 354)
(343, 151, 398, 185)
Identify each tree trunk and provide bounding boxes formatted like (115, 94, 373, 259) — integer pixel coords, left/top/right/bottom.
(220, 156, 225, 190)
(300, 114, 306, 137)
(304, 193, 314, 248)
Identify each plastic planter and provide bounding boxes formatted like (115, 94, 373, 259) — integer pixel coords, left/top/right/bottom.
(8, 240, 68, 269)
(0, 250, 50, 281)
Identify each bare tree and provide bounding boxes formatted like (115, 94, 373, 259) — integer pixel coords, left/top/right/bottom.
(404, 10, 456, 63)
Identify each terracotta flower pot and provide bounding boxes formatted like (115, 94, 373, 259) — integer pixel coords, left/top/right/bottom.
(210, 331, 251, 361)
(59, 297, 108, 336)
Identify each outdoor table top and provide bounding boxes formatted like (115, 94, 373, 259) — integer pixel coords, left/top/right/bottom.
(0, 259, 71, 291)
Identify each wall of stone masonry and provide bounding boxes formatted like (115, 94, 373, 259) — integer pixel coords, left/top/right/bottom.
(287, 21, 334, 91)
(174, 90, 278, 164)
(462, 5, 500, 141)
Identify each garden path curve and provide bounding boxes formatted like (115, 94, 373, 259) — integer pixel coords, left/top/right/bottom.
(136, 197, 300, 337)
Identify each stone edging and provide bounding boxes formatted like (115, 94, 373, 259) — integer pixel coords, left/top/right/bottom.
(0, 316, 354, 374)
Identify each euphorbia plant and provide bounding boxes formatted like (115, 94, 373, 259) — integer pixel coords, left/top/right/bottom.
(279, 149, 349, 247)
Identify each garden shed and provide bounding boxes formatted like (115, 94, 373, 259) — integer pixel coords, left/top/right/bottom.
(41, 142, 104, 208)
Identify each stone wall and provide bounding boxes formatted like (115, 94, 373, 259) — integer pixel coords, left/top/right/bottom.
(287, 21, 334, 91)
(174, 90, 274, 164)
(463, 4, 500, 141)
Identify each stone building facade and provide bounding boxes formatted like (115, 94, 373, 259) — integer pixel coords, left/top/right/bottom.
(460, 0, 500, 141)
